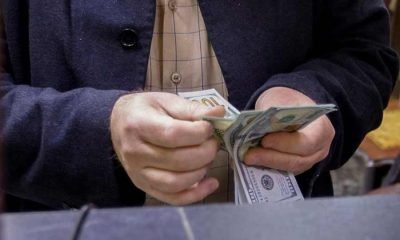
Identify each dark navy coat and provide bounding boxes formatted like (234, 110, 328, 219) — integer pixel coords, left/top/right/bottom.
(1, 0, 398, 209)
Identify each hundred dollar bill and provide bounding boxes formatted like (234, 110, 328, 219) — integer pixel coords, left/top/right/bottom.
(230, 105, 335, 203)
(233, 161, 303, 203)
(178, 89, 239, 145)
(234, 167, 248, 205)
(178, 89, 239, 118)
(222, 110, 263, 156)
(235, 105, 337, 161)
(178, 89, 337, 204)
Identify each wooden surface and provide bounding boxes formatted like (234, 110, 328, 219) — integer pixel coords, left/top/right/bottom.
(359, 99, 400, 161)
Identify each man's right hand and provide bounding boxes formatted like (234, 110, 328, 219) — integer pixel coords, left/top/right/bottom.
(110, 92, 225, 205)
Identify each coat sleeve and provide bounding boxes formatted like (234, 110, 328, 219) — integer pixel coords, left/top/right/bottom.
(246, 0, 399, 170)
(0, 76, 147, 208)
(0, 14, 144, 208)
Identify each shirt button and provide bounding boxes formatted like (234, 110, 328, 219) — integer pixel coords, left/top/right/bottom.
(170, 72, 182, 85)
(168, 0, 177, 11)
(119, 28, 138, 49)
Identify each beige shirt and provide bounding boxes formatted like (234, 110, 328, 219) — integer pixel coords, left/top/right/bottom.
(144, 0, 233, 205)
(145, 0, 228, 96)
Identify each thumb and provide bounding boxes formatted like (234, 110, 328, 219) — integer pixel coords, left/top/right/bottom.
(188, 101, 225, 121)
(157, 93, 225, 121)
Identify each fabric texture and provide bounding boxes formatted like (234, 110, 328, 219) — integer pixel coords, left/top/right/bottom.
(146, 0, 228, 96)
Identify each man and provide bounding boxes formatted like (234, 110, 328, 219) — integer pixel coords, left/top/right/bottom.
(0, 0, 398, 210)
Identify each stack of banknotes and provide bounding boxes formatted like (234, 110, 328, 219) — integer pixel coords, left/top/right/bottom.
(179, 89, 337, 204)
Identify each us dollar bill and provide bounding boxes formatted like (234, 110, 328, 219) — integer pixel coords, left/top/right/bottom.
(179, 89, 239, 145)
(178, 89, 337, 204)
(234, 162, 303, 203)
(234, 105, 337, 161)
(178, 89, 240, 118)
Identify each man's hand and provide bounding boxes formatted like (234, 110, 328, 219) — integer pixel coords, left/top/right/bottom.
(244, 87, 335, 175)
(110, 92, 225, 205)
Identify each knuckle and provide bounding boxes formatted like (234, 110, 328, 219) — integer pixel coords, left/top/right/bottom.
(300, 147, 314, 157)
(164, 176, 189, 193)
(203, 140, 219, 161)
(121, 142, 147, 163)
(305, 138, 320, 155)
(141, 170, 153, 183)
(288, 158, 306, 173)
(146, 173, 181, 193)
(130, 174, 148, 192)
(123, 114, 140, 132)
(287, 159, 299, 172)
(318, 147, 330, 160)
(179, 141, 219, 170)
(119, 142, 135, 155)
(160, 121, 179, 141)
(162, 174, 178, 189)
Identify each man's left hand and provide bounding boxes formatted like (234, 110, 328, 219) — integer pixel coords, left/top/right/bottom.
(244, 87, 335, 175)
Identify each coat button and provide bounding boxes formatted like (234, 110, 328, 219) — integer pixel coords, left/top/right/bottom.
(170, 72, 182, 85)
(168, 0, 177, 11)
(119, 28, 138, 49)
